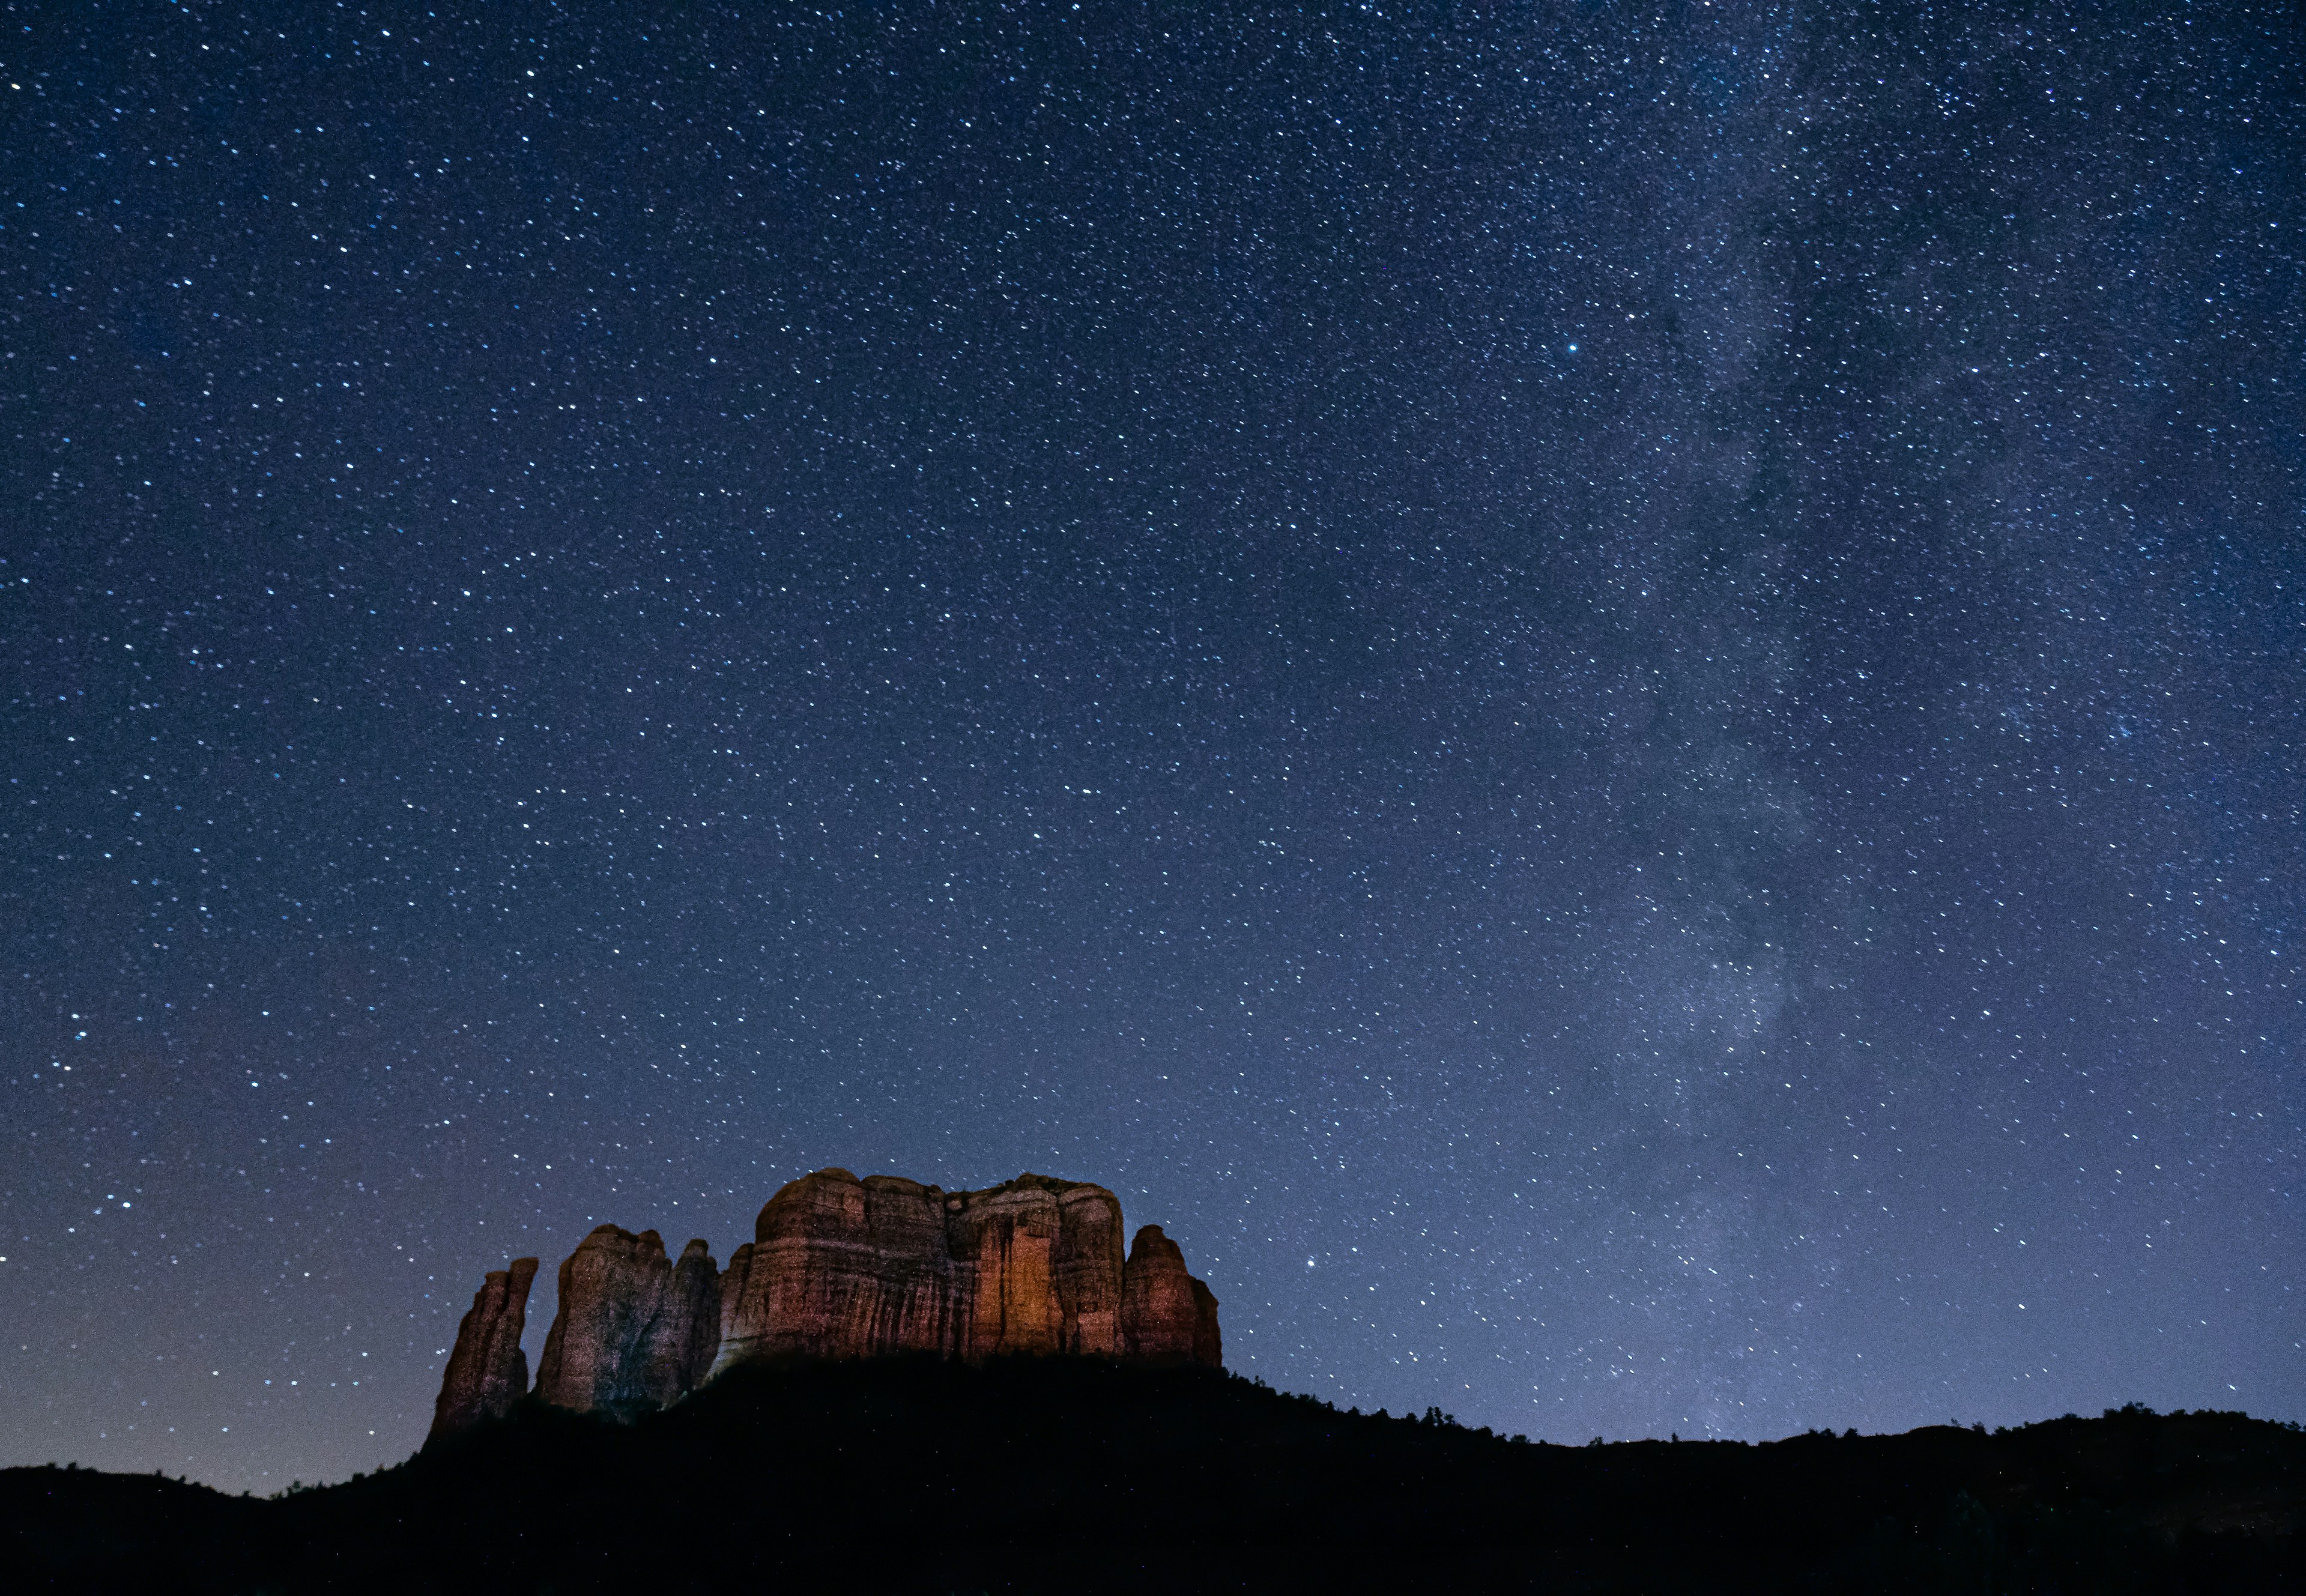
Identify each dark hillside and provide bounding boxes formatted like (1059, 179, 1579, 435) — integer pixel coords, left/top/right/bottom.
(5, 1362, 2298, 1592)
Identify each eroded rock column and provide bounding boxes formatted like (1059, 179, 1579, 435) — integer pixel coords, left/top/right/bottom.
(429, 1256, 539, 1439)
(1119, 1224, 1223, 1367)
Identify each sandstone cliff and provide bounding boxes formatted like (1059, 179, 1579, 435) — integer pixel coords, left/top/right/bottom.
(428, 1256, 539, 1440)
(712, 1169, 1143, 1368)
(431, 1167, 1219, 1432)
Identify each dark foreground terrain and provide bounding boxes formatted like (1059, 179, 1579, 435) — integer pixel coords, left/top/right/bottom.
(5, 1359, 2299, 1592)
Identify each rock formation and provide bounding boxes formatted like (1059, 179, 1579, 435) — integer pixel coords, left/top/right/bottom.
(655, 1237, 725, 1397)
(428, 1256, 539, 1439)
(1120, 1224, 1224, 1366)
(712, 1170, 1140, 1368)
(430, 1167, 1220, 1433)
(535, 1226, 721, 1416)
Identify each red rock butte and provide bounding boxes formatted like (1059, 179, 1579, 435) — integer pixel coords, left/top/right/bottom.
(431, 1168, 1221, 1438)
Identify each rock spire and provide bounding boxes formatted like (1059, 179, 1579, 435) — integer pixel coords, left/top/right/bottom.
(534, 1226, 722, 1416)
(428, 1256, 539, 1440)
(1120, 1224, 1224, 1366)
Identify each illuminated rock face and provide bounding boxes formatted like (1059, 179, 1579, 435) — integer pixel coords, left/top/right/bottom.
(430, 1168, 1218, 1431)
(429, 1256, 539, 1440)
(712, 1170, 1153, 1368)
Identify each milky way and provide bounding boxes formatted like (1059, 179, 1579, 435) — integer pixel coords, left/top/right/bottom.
(4, 3, 2299, 1491)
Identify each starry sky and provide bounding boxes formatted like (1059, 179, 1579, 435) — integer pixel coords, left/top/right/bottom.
(4, 1, 2301, 1493)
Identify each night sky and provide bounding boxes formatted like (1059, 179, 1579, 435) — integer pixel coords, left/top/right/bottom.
(5, 2, 2300, 1493)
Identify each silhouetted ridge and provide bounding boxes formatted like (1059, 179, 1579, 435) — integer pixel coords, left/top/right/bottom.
(6, 1369, 2298, 1594)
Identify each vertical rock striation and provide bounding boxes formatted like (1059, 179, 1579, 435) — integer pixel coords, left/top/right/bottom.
(710, 1170, 1134, 1368)
(432, 1167, 1218, 1430)
(429, 1256, 539, 1440)
(535, 1226, 721, 1417)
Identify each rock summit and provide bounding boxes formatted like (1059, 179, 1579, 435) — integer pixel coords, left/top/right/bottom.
(430, 1168, 1220, 1436)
